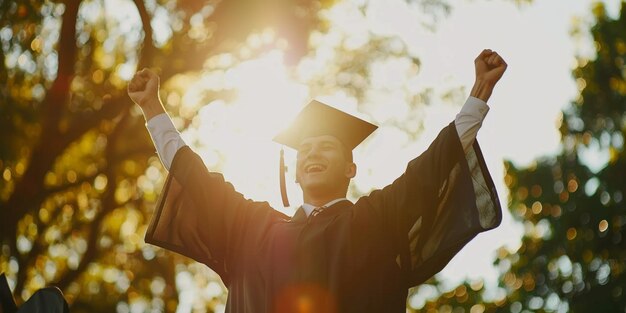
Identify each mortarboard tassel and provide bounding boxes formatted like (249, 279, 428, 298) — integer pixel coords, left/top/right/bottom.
(279, 147, 290, 207)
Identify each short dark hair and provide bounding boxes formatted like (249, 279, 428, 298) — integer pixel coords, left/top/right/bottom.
(343, 146, 353, 163)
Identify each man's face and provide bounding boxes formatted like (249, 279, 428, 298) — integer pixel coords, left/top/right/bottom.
(295, 135, 356, 195)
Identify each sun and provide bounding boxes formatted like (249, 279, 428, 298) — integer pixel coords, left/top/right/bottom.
(181, 49, 309, 214)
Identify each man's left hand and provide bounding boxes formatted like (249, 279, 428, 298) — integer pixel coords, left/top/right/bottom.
(470, 49, 508, 102)
(475, 49, 507, 84)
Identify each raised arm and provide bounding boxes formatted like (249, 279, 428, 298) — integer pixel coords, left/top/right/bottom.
(362, 49, 507, 287)
(455, 49, 508, 151)
(129, 70, 283, 282)
(128, 68, 186, 170)
(469, 49, 507, 102)
(128, 68, 166, 121)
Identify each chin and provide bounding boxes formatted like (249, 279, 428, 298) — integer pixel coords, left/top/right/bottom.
(302, 179, 346, 196)
(301, 180, 329, 192)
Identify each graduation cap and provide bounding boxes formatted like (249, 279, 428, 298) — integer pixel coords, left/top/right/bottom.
(273, 100, 378, 207)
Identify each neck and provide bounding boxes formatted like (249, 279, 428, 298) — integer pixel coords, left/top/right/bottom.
(303, 190, 347, 207)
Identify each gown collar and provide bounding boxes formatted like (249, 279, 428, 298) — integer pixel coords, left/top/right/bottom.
(301, 198, 348, 217)
(291, 199, 353, 223)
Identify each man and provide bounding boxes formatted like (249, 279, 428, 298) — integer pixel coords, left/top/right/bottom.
(128, 49, 507, 312)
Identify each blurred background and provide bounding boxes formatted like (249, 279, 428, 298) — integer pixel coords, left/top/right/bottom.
(1, 0, 625, 312)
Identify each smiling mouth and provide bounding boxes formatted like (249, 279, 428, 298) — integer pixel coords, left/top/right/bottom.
(305, 164, 327, 173)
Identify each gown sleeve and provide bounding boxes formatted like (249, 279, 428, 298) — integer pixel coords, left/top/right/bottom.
(144, 146, 282, 283)
(361, 121, 502, 288)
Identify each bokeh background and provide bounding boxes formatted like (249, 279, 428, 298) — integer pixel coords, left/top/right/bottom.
(1, 0, 625, 312)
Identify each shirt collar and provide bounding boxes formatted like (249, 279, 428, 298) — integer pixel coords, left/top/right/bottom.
(301, 198, 348, 217)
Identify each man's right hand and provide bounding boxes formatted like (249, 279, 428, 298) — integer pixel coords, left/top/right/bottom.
(128, 68, 165, 121)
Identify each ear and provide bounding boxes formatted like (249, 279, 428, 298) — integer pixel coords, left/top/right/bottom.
(344, 162, 356, 179)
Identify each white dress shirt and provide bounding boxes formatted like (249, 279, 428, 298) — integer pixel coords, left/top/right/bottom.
(145, 96, 490, 216)
(301, 198, 349, 216)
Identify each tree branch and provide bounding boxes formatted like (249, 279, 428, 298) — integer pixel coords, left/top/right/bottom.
(133, 0, 156, 68)
(42, 172, 101, 196)
(42, 0, 82, 133)
(12, 197, 75, 298)
(53, 113, 129, 290)
(2, 0, 83, 264)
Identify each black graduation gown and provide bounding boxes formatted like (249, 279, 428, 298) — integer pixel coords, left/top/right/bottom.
(1, 273, 70, 313)
(145, 121, 502, 313)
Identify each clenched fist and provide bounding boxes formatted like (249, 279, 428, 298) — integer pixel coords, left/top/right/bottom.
(470, 49, 508, 102)
(475, 49, 507, 85)
(128, 68, 164, 120)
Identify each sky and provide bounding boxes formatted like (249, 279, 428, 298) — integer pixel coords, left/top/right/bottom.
(413, 0, 621, 293)
(172, 0, 623, 310)
(101, 0, 623, 310)
(179, 0, 622, 292)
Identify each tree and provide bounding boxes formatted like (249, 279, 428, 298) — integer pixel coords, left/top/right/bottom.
(1, 0, 457, 311)
(412, 2, 626, 312)
(498, 3, 626, 312)
(0, 0, 323, 311)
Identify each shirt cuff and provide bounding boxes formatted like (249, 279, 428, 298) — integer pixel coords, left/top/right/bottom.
(460, 96, 490, 120)
(146, 113, 177, 133)
(454, 96, 490, 152)
(145, 113, 187, 170)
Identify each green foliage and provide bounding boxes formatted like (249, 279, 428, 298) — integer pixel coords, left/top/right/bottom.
(0, 0, 326, 311)
(417, 2, 626, 312)
(499, 3, 626, 312)
(0, 0, 487, 311)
